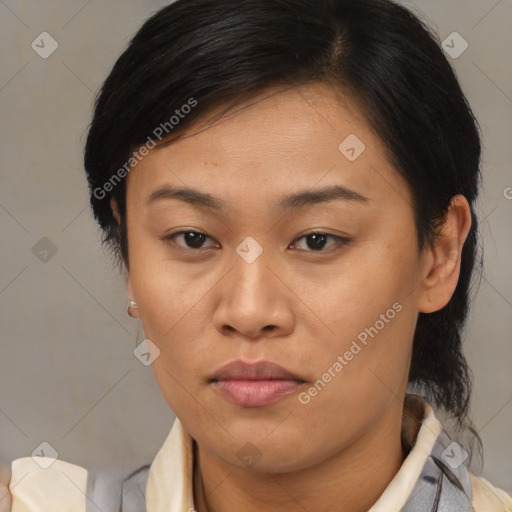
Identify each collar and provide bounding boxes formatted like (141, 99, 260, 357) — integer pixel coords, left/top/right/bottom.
(145, 394, 473, 511)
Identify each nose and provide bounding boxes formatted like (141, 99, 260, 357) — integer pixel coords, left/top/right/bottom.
(212, 242, 295, 341)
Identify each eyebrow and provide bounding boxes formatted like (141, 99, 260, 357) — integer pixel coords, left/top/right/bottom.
(145, 184, 369, 212)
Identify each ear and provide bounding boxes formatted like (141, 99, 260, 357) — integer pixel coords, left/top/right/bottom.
(110, 198, 121, 225)
(111, 199, 140, 318)
(417, 194, 472, 313)
(123, 268, 140, 318)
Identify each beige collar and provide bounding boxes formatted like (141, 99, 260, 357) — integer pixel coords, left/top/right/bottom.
(146, 395, 443, 511)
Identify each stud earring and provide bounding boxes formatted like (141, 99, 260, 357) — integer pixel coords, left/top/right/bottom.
(127, 300, 138, 318)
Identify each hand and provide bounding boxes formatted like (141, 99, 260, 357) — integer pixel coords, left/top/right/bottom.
(0, 461, 12, 512)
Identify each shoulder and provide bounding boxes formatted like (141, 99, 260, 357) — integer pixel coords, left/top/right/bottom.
(470, 472, 512, 512)
(7, 456, 150, 511)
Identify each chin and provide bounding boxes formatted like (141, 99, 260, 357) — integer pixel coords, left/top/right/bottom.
(206, 426, 321, 473)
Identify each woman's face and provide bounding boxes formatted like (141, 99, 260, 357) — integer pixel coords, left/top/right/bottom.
(124, 83, 430, 472)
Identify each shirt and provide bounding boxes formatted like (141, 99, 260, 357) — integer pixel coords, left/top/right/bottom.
(8, 395, 512, 511)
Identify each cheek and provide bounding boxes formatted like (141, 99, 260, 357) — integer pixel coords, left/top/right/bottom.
(127, 252, 212, 400)
(291, 304, 415, 463)
(134, 265, 212, 379)
(304, 299, 414, 398)
(294, 239, 419, 417)
(128, 223, 214, 344)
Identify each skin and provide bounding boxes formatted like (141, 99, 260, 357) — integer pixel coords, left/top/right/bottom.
(116, 82, 471, 512)
(0, 462, 10, 512)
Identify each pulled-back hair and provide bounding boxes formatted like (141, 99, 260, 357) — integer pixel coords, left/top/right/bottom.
(84, 0, 483, 437)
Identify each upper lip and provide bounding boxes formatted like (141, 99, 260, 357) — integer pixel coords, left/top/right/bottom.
(210, 360, 305, 382)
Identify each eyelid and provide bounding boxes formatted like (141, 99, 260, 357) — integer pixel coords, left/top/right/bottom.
(290, 230, 351, 253)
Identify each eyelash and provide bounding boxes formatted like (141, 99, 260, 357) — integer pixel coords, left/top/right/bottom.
(161, 230, 350, 254)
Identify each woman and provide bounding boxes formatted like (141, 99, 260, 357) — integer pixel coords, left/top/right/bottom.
(5, 0, 511, 510)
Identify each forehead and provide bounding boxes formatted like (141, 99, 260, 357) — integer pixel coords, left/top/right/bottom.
(125, 83, 413, 216)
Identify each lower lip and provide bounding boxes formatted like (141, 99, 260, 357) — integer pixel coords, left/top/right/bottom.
(212, 379, 304, 407)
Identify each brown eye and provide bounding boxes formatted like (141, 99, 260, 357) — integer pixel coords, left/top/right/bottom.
(290, 232, 350, 252)
(163, 231, 216, 250)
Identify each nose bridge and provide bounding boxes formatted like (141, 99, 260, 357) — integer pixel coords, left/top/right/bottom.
(213, 235, 290, 337)
(231, 235, 273, 304)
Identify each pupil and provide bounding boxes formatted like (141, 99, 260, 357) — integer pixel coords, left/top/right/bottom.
(307, 234, 327, 250)
(185, 232, 205, 248)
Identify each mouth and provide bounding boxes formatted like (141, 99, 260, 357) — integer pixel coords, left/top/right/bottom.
(209, 360, 307, 408)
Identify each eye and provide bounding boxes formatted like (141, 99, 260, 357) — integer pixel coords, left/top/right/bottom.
(162, 230, 350, 253)
(289, 231, 350, 252)
(162, 230, 218, 250)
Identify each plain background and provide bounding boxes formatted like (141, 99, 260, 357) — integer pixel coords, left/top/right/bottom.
(1, 0, 511, 494)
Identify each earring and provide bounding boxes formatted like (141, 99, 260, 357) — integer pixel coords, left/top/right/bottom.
(127, 300, 138, 318)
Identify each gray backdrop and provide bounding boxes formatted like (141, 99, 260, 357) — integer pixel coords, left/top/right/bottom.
(1, 0, 511, 494)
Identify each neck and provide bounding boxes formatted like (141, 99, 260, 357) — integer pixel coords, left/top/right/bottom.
(193, 398, 412, 512)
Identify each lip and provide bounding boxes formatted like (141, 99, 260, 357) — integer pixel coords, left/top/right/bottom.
(210, 360, 306, 407)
